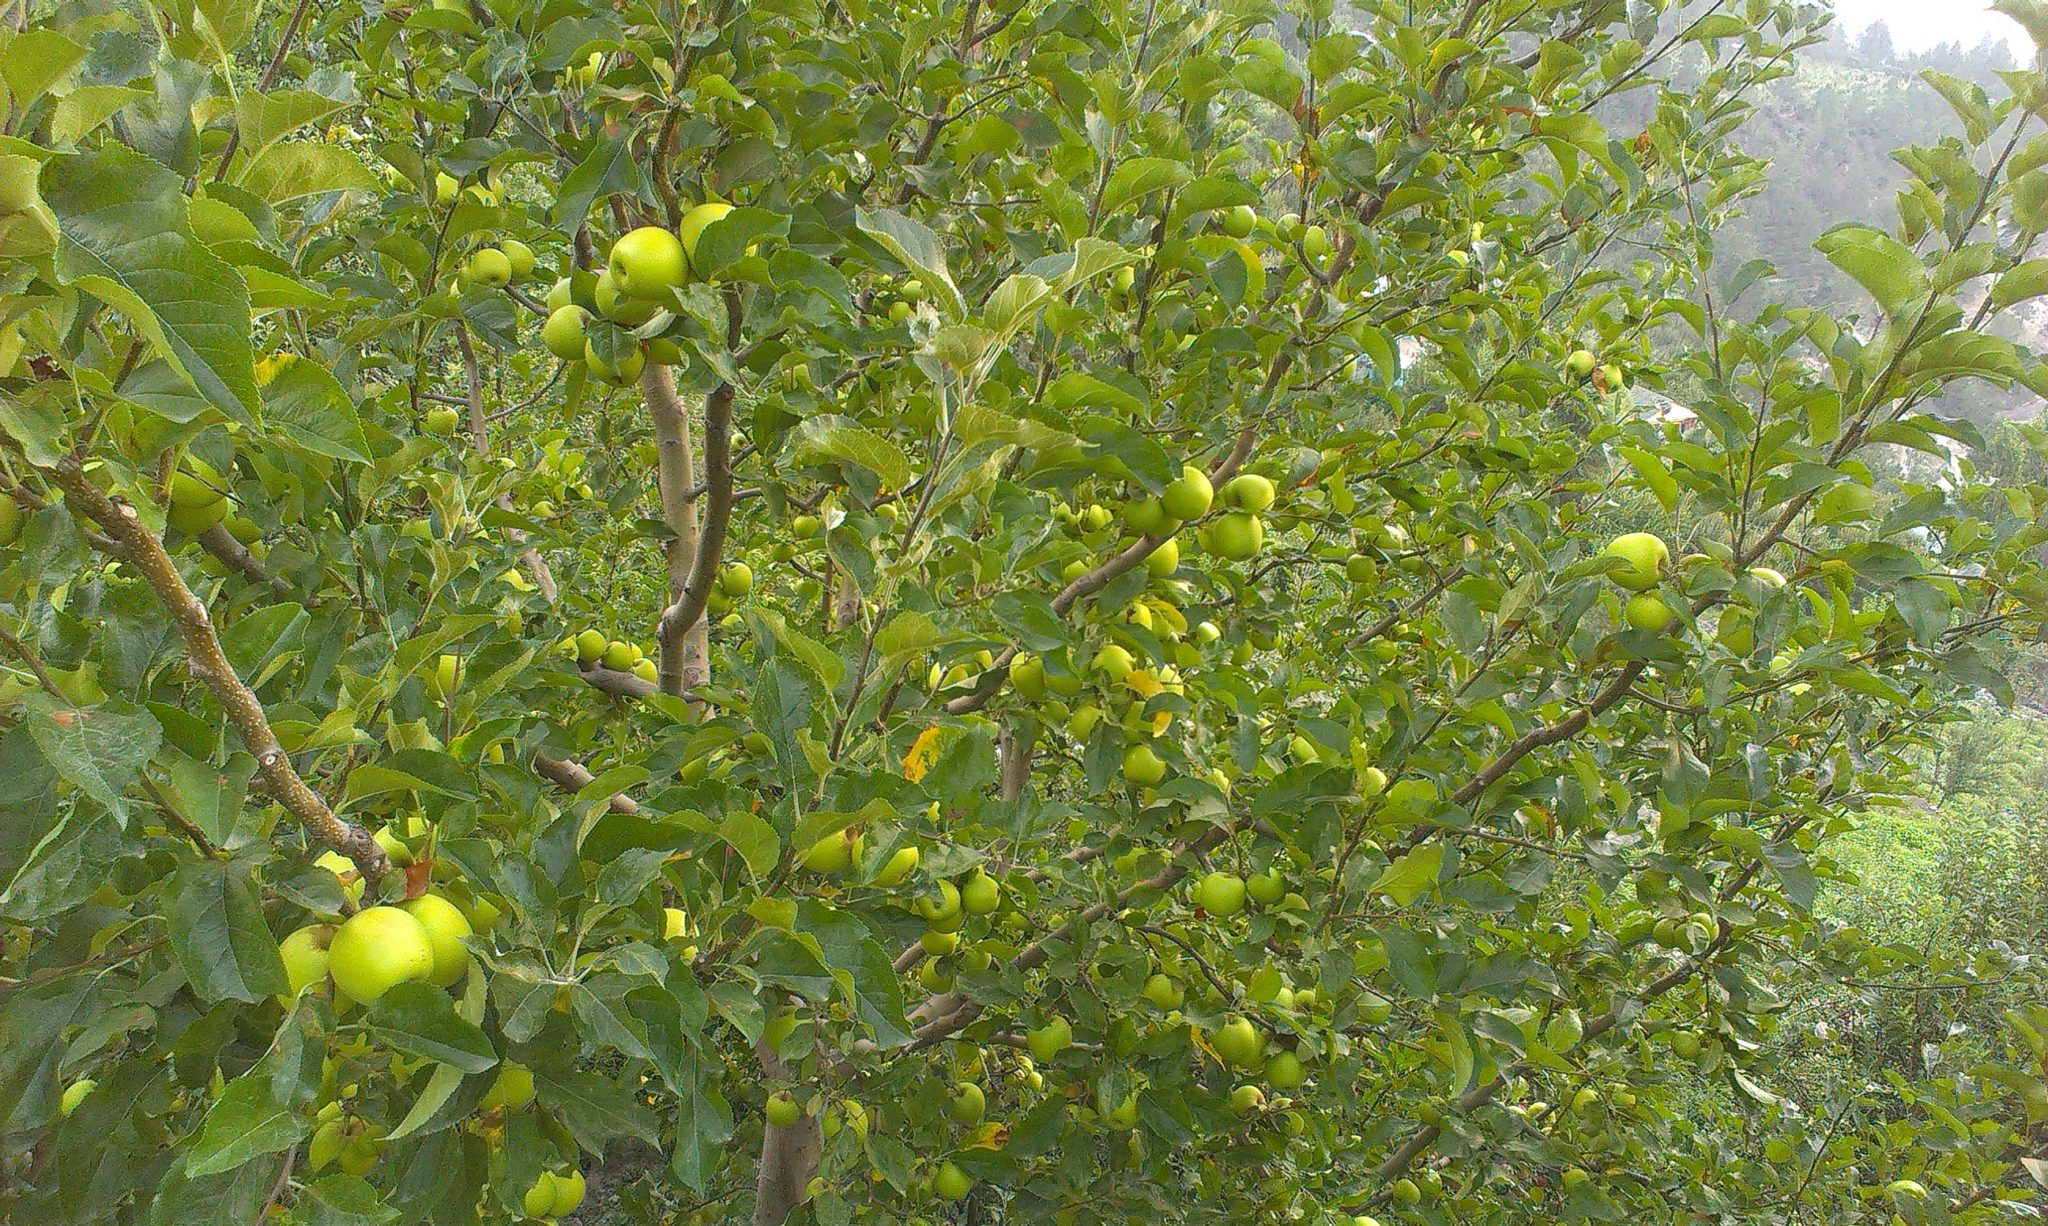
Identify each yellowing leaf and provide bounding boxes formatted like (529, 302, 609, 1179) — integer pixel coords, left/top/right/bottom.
(902, 726, 942, 782)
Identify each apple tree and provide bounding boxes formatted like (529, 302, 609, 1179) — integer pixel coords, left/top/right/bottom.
(3, 0, 2048, 1223)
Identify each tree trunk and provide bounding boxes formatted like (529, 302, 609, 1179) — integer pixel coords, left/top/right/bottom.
(642, 364, 711, 702)
(751, 1043, 822, 1225)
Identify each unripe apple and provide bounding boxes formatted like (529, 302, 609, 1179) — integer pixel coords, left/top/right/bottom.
(874, 845, 919, 886)
(1122, 743, 1166, 786)
(585, 337, 646, 384)
(766, 1090, 801, 1127)
(1192, 620, 1221, 644)
(947, 1080, 985, 1124)
(1624, 592, 1675, 632)
(677, 201, 735, 276)
(631, 658, 658, 683)
(433, 171, 459, 203)
(315, 850, 364, 906)
(422, 407, 460, 436)
(1391, 1177, 1422, 1205)
(594, 268, 659, 325)
(1265, 1050, 1305, 1089)
(1602, 532, 1668, 591)
(572, 629, 606, 662)
(1142, 972, 1184, 1009)
(1210, 1016, 1263, 1068)
(327, 906, 435, 1002)
(497, 238, 535, 280)
(1091, 643, 1135, 681)
(1024, 1016, 1071, 1061)
(424, 653, 460, 701)
(1221, 204, 1257, 238)
(59, 1078, 95, 1117)
(462, 247, 511, 288)
(1193, 870, 1247, 917)
(1218, 472, 1276, 512)
(542, 305, 590, 361)
(402, 893, 473, 987)
(915, 880, 961, 925)
(1566, 349, 1596, 379)
(802, 827, 862, 875)
(551, 1168, 585, 1215)
(1301, 224, 1330, 259)
(479, 1063, 534, 1112)
(167, 470, 229, 535)
(308, 1119, 347, 1170)
(933, 1160, 973, 1201)
(719, 562, 754, 596)
(523, 1172, 560, 1218)
(792, 514, 823, 538)
(609, 225, 687, 298)
(1600, 362, 1626, 391)
(601, 640, 635, 670)
(278, 923, 335, 1002)
(960, 870, 1000, 915)
(1208, 512, 1264, 560)
(1145, 537, 1180, 579)
(1245, 869, 1285, 905)
(1159, 465, 1213, 521)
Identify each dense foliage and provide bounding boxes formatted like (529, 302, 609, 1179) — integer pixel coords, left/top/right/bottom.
(3, 0, 2048, 1223)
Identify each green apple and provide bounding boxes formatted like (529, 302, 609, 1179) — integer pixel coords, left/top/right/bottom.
(551, 1168, 585, 1215)
(433, 171, 459, 203)
(874, 844, 919, 886)
(1716, 608, 1754, 655)
(479, 1063, 534, 1112)
(278, 923, 335, 1002)
(1301, 224, 1330, 259)
(631, 658, 657, 683)
(719, 561, 754, 596)
(1024, 1016, 1071, 1061)
(1210, 1016, 1263, 1067)
(1208, 512, 1264, 560)
(1345, 553, 1378, 584)
(1091, 643, 1136, 681)
(167, 470, 229, 535)
(574, 628, 607, 662)
(585, 337, 646, 384)
(1221, 204, 1256, 238)
(1265, 1050, 1305, 1089)
(678, 200, 735, 276)
(1228, 1084, 1265, 1116)
(542, 305, 590, 361)
(1122, 743, 1166, 786)
(59, 1078, 96, 1117)
(1193, 620, 1221, 644)
(499, 239, 535, 280)
(1245, 869, 1285, 905)
(1624, 592, 1675, 632)
(1194, 871, 1247, 917)
(1009, 652, 1047, 699)
(594, 268, 660, 325)
(960, 870, 1000, 915)
(523, 1173, 561, 1218)
(915, 880, 961, 926)
(462, 247, 511, 287)
(0, 495, 22, 546)
(1142, 972, 1184, 1009)
(1600, 362, 1626, 391)
(1145, 537, 1180, 579)
(766, 1090, 801, 1127)
(422, 407, 460, 436)
(326, 905, 435, 1002)
(1160, 463, 1215, 520)
(608, 225, 687, 298)
(316, 850, 364, 906)
(402, 893, 473, 987)
(1218, 472, 1276, 512)
(1601, 532, 1668, 591)
(1566, 349, 1596, 379)
(802, 828, 862, 875)
(601, 639, 635, 670)
(947, 1080, 985, 1124)
(933, 1160, 973, 1202)
(424, 653, 460, 701)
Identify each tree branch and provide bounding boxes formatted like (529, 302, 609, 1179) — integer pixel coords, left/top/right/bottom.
(43, 458, 388, 887)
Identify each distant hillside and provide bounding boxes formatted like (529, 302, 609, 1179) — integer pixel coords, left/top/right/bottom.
(1708, 21, 2040, 427)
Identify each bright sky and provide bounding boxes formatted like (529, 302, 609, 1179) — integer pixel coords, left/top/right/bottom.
(1828, 0, 2034, 57)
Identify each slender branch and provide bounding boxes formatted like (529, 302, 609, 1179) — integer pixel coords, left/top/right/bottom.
(212, 0, 315, 181)
(533, 752, 640, 815)
(42, 458, 388, 886)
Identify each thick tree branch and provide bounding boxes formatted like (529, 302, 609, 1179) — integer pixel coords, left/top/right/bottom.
(641, 363, 723, 704)
(533, 752, 640, 815)
(44, 458, 388, 887)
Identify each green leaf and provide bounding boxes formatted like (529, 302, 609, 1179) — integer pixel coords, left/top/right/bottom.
(755, 608, 845, 687)
(160, 751, 257, 850)
(791, 415, 913, 490)
(1, 30, 85, 108)
(261, 357, 370, 463)
(185, 1071, 304, 1177)
(236, 141, 378, 204)
(1100, 156, 1193, 217)
(367, 983, 499, 1073)
(718, 810, 781, 879)
(22, 695, 160, 826)
(41, 145, 261, 423)
(236, 90, 350, 162)
(1615, 444, 1678, 511)
(1369, 846, 1444, 906)
(554, 136, 647, 236)
(169, 858, 287, 1004)
(532, 1067, 660, 1151)
(1813, 224, 1930, 317)
(303, 1175, 400, 1226)
(855, 206, 963, 317)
